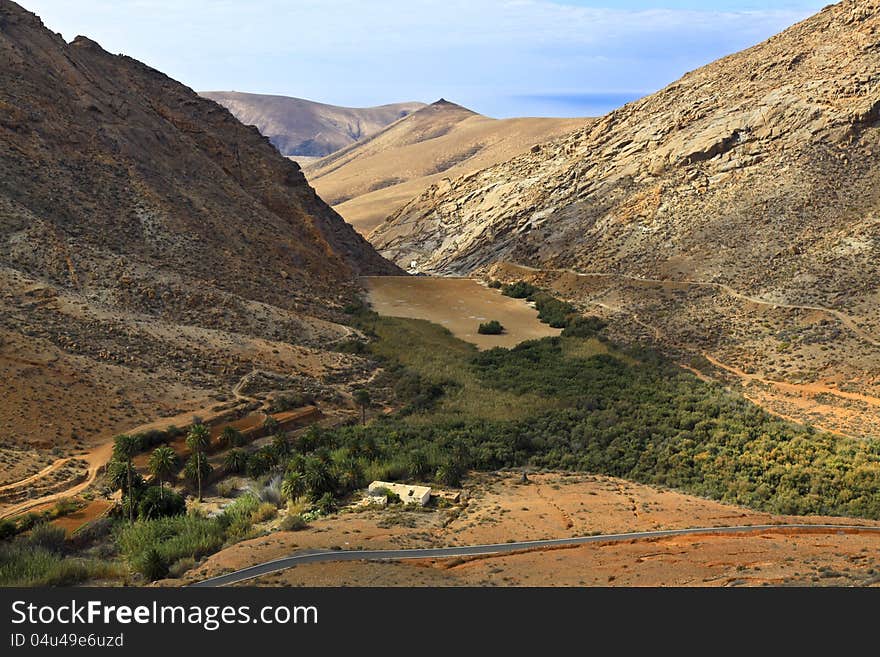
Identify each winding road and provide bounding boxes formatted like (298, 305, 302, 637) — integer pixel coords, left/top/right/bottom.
(191, 523, 880, 587)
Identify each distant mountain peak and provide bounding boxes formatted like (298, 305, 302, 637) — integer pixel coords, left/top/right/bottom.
(200, 91, 425, 157)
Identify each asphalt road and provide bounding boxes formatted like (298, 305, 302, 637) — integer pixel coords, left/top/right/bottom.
(191, 523, 880, 587)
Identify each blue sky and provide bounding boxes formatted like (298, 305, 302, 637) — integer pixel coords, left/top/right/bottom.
(22, 0, 827, 117)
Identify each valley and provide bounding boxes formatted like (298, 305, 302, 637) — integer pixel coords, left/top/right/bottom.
(364, 276, 560, 349)
(302, 100, 586, 235)
(2, 0, 880, 592)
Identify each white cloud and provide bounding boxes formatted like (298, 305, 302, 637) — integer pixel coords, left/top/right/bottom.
(20, 0, 822, 115)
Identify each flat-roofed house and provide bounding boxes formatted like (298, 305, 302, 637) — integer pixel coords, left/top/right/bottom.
(368, 481, 431, 506)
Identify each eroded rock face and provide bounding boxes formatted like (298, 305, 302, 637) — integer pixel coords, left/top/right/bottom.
(0, 0, 400, 324)
(0, 0, 400, 452)
(372, 0, 880, 310)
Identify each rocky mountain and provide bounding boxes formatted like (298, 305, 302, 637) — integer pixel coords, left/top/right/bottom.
(0, 0, 399, 454)
(305, 99, 586, 235)
(200, 91, 425, 159)
(372, 0, 880, 438)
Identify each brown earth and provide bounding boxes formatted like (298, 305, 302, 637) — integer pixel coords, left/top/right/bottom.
(0, 0, 398, 491)
(369, 0, 880, 438)
(304, 100, 586, 235)
(488, 263, 880, 438)
(178, 472, 880, 587)
(261, 530, 880, 587)
(364, 276, 560, 349)
(47, 500, 113, 536)
(201, 91, 424, 158)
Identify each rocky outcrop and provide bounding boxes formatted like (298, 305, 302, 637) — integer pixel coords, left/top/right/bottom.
(0, 0, 400, 326)
(201, 91, 425, 158)
(372, 0, 880, 314)
(0, 0, 399, 452)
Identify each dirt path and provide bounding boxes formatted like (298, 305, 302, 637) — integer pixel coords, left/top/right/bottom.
(0, 458, 73, 493)
(551, 278, 873, 437)
(0, 441, 113, 520)
(0, 402, 251, 521)
(506, 264, 880, 348)
(702, 353, 880, 409)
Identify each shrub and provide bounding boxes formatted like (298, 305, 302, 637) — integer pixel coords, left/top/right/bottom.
(0, 542, 120, 586)
(487, 279, 502, 289)
(436, 461, 465, 487)
(255, 474, 284, 506)
(279, 514, 308, 531)
(531, 293, 577, 328)
(501, 281, 538, 298)
(562, 315, 608, 338)
(251, 502, 278, 524)
(136, 547, 168, 581)
(0, 518, 17, 540)
(478, 320, 505, 335)
(216, 480, 238, 498)
(136, 486, 186, 520)
(217, 494, 262, 539)
(315, 492, 337, 515)
(116, 515, 225, 572)
(168, 556, 196, 579)
(27, 523, 67, 553)
(51, 498, 81, 518)
(270, 392, 314, 412)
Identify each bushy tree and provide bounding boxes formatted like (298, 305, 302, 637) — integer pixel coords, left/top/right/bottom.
(478, 320, 504, 335)
(136, 486, 186, 520)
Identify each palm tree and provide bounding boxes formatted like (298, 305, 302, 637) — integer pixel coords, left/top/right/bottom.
(336, 457, 365, 493)
(303, 456, 336, 499)
(113, 434, 138, 523)
(219, 426, 243, 448)
(281, 471, 306, 502)
(223, 449, 248, 474)
(185, 423, 211, 502)
(353, 389, 371, 426)
(272, 432, 291, 457)
(148, 446, 178, 500)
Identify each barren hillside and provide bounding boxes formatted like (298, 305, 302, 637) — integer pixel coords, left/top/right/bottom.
(0, 0, 399, 465)
(201, 91, 424, 158)
(371, 0, 880, 437)
(305, 100, 586, 234)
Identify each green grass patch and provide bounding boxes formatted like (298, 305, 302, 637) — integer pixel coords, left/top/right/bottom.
(359, 315, 557, 422)
(0, 544, 122, 586)
(341, 295, 880, 519)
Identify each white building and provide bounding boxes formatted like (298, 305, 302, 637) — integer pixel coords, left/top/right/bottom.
(368, 481, 431, 506)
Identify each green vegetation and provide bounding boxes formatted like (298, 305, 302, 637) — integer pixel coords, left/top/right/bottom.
(185, 424, 210, 502)
(279, 514, 308, 531)
(500, 281, 538, 298)
(0, 523, 121, 586)
(148, 446, 178, 498)
(334, 295, 880, 519)
(478, 320, 505, 335)
(353, 389, 372, 426)
(530, 292, 577, 328)
(116, 514, 226, 581)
